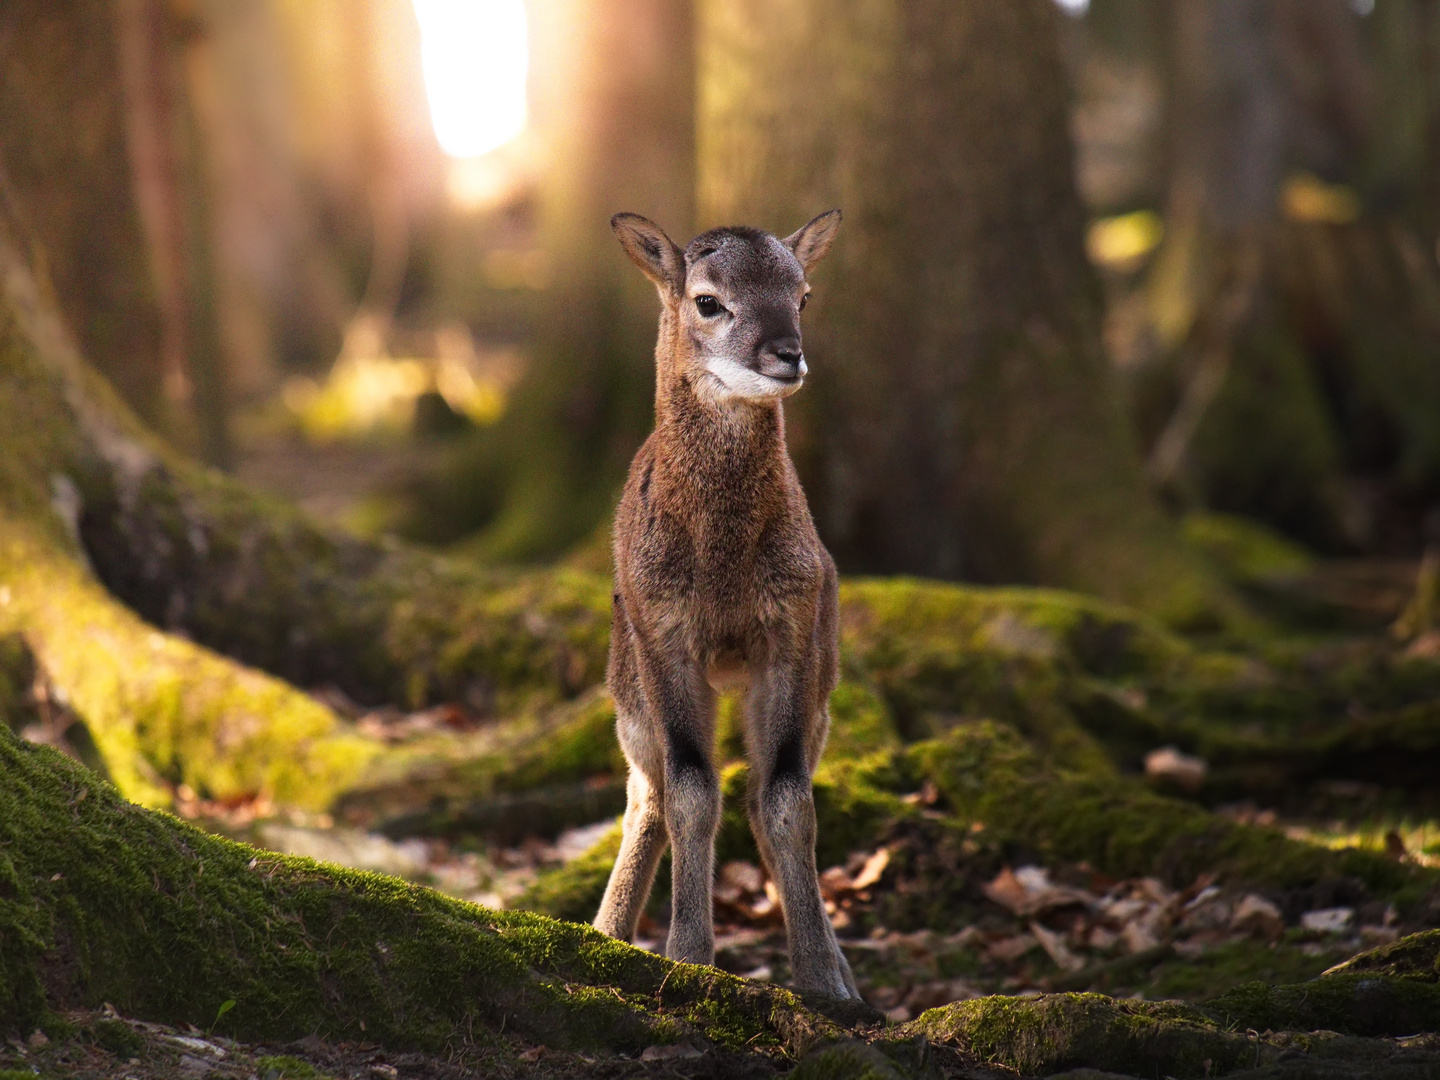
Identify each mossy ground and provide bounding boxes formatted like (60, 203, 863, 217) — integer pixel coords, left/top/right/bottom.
(9, 207, 1440, 1074)
(0, 722, 852, 1062)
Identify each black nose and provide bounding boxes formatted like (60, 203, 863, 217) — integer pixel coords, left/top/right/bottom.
(763, 337, 803, 365)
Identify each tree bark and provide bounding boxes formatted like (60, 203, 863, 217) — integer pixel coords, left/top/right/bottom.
(1132, 0, 1440, 555)
(699, 0, 1234, 628)
(0, 0, 167, 426)
(0, 190, 610, 807)
(469, 0, 696, 561)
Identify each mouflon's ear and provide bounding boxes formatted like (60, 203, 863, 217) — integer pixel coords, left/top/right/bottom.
(782, 209, 842, 273)
(611, 213, 686, 298)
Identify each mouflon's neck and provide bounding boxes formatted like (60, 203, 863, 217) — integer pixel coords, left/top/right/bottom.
(651, 308, 789, 495)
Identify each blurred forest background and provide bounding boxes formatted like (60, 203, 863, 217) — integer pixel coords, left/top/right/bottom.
(7, 0, 1439, 607)
(11, 0, 1440, 1068)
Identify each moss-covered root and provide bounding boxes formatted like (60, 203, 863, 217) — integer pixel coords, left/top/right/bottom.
(0, 723, 848, 1060)
(0, 214, 613, 719)
(911, 721, 1434, 901)
(904, 989, 1440, 1078)
(790, 1041, 911, 1080)
(1195, 928, 1440, 1040)
(1323, 928, 1440, 980)
(905, 994, 1267, 1078)
(0, 522, 376, 808)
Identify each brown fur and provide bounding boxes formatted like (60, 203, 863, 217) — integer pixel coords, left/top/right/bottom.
(594, 211, 858, 999)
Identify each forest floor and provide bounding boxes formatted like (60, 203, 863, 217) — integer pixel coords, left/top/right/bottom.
(166, 546, 1440, 1029)
(194, 773, 1435, 1022)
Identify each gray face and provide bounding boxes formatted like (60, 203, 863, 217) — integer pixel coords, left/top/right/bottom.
(680, 227, 811, 403)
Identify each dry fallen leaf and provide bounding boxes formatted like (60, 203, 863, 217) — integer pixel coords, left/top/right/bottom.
(1300, 907, 1353, 934)
(984, 866, 1094, 917)
(986, 932, 1038, 962)
(1230, 893, 1284, 939)
(720, 860, 765, 895)
(1029, 920, 1084, 971)
(851, 848, 890, 890)
(1144, 746, 1209, 792)
(983, 867, 1030, 914)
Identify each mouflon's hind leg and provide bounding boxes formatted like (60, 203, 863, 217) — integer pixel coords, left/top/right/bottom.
(745, 668, 859, 1000)
(594, 753, 667, 941)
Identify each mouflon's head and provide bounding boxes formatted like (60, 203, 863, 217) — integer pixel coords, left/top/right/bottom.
(611, 210, 841, 402)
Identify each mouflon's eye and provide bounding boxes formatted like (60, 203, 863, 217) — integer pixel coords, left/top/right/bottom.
(695, 295, 722, 317)
(799, 293, 809, 312)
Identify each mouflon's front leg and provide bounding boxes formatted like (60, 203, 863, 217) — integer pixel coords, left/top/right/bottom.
(595, 600, 670, 941)
(594, 761, 667, 941)
(635, 642, 720, 966)
(744, 660, 859, 1000)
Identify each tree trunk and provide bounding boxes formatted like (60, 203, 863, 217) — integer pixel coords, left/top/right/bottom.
(699, 0, 1234, 629)
(0, 0, 167, 427)
(470, 0, 695, 561)
(0, 190, 613, 808)
(1131, 0, 1440, 555)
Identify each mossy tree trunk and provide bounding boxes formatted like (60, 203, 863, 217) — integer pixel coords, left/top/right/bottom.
(1134, 0, 1440, 555)
(699, 0, 1234, 629)
(0, 188, 616, 809)
(471, 0, 695, 561)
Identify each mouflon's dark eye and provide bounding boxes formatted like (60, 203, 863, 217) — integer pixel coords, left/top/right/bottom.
(695, 295, 722, 317)
(799, 293, 809, 312)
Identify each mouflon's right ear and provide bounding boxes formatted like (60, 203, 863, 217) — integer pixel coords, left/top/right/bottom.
(611, 213, 686, 299)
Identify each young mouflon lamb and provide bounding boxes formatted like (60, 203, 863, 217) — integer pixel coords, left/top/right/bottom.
(594, 209, 859, 1000)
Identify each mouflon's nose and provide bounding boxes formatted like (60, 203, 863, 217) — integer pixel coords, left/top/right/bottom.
(759, 338, 806, 378)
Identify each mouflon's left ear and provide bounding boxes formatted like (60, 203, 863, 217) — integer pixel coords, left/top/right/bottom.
(782, 209, 842, 273)
(611, 213, 687, 299)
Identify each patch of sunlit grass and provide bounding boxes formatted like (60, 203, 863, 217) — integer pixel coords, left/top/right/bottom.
(1281, 818, 1440, 869)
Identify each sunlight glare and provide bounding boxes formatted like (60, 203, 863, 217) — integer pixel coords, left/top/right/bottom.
(413, 0, 529, 159)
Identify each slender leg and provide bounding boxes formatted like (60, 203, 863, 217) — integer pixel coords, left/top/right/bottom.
(746, 673, 859, 999)
(631, 644, 719, 967)
(662, 748, 720, 965)
(594, 762, 667, 940)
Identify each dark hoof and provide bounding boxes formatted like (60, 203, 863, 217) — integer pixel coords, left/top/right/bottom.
(796, 989, 886, 1028)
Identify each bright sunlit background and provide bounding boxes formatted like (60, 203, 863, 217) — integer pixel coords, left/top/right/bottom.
(412, 0, 529, 159)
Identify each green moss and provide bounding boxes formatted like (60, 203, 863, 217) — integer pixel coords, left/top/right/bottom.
(1181, 512, 1315, 582)
(1136, 939, 1347, 1002)
(1323, 928, 1440, 981)
(88, 1018, 145, 1059)
(0, 722, 841, 1057)
(1206, 974, 1440, 1038)
(0, 523, 377, 809)
(837, 578, 1189, 772)
(903, 993, 1264, 1077)
(526, 717, 1438, 926)
(824, 679, 902, 758)
(908, 721, 1432, 900)
(256, 1055, 324, 1079)
(517, 822, 623, 923)
(342, 687, 627, 837)
(1188, 318, 1345, 551)
(790, 1041, 909, 1080)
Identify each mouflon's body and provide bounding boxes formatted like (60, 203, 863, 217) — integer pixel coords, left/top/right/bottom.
(594, 210, 859, 1000)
